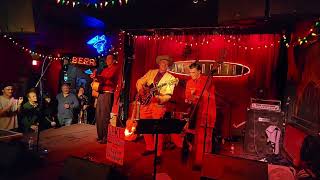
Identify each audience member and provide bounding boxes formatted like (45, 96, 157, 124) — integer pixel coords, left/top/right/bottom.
(0, 82, 23, 130)
(56, 83, 79, 126)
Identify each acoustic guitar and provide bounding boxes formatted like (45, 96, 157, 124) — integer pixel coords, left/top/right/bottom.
(124, 101, 140, 141)
(91, 81, 100, 98)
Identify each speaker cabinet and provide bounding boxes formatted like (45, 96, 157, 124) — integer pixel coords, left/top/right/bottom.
(244, 109, 284, 157)
(60, 156, 113, 180)
(201, 154, 268, 180)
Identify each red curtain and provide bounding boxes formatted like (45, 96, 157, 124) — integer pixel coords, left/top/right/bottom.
(131, 34, 280, 96)
(130, 34, 280, 136)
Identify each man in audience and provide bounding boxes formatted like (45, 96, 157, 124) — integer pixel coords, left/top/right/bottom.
(0, 82, 23, 130)
(56, 83, 79, 126)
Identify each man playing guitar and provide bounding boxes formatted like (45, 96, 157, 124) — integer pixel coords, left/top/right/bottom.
(136, 55, 178, 164)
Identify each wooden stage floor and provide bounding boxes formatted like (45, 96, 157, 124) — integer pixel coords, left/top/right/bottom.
(8, 123, 277, 180)
(14, 124, 201, 180)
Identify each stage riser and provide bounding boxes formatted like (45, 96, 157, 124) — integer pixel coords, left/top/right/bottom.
(201, 154, 268, 180)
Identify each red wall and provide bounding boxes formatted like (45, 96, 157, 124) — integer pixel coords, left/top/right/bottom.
(0, 37, 62, 97)
(0, 37, 33, 96)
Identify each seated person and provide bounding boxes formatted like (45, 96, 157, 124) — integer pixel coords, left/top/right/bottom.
(20, 90, 40, 133)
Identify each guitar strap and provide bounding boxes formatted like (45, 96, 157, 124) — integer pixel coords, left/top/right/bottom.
(153, 71, 165, 87)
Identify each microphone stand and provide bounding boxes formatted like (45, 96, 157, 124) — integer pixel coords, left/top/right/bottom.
(34, 56, 52, 152)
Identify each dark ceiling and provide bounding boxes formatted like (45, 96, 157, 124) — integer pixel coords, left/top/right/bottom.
(3, 0, 320, 57)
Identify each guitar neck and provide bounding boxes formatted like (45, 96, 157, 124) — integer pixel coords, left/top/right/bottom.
(150, 83, 167, 92)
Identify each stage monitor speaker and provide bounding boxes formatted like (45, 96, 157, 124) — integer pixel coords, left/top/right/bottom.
(0, 0, 35, 33)
(201, 153, 268, 180)
(218, 0, 266, 24)
(60, 156, 113, 180)
(244, 109, 284, 157)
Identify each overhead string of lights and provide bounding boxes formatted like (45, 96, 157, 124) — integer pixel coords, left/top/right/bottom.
(124, 32, 279, 51)
(2, 31, 126, 61)
(295, 19, 320, 46)
(56, 0, 129, 8)
(123, 18, 320, 50)
(1, 34, 62, 60)
(282, 18, 320, 48)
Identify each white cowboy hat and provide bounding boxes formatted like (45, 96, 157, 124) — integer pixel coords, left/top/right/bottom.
(156, 55, 173, 66)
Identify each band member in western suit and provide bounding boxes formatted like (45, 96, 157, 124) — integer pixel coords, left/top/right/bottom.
(136, 55, 178, 164)
(185, 62, 216, 170)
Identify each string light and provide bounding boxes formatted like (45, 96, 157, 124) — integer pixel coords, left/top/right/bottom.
(55, 0, 129, 8)
(2, 34, 62, 60)
(291, 18, 320, 47)
(127, 32, 279, 50)
(2, 31, 125, 62)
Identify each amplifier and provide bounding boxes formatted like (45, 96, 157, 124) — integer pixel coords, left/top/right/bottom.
(250, 98, 281, 112)
(244, 109, 284, 157)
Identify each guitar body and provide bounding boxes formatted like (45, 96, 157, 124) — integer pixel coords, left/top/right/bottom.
(137, 78, 179, 105)
(137, 84, 155, 105)
(124, 101, 140, 141)
(124, 119, 138, 141)
(91, 81, 100, 98)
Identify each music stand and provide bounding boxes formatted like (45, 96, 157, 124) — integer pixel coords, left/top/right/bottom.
(135, 118, 186, 180)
